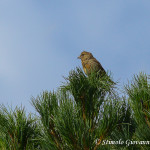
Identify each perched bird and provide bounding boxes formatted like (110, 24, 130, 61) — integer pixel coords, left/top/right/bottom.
(78, 51, 106, 76)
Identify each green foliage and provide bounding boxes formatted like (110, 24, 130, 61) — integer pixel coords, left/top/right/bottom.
(0, 105, 41, 150)
(31, 67, 126, 150)
(125, 72, 150, 150)
(62, 67, 116, 123)
(1, 68, 150, 150)
(31, 91, 61, 150)
(125, 73, 150, 123)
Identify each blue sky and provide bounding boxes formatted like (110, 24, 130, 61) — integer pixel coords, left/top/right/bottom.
(0, 0, 150, 113)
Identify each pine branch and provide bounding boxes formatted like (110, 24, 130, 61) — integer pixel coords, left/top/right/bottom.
(49, 120, 63, 150)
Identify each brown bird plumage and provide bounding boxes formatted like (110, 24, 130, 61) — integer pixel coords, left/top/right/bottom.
(78, 51, 106, 76)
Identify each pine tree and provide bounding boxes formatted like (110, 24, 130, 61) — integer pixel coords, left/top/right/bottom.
(1, 68, 150, 149)
(0, 105, 41, 150)
(31, 67, 134, 150)
(125, 72, 150, 150)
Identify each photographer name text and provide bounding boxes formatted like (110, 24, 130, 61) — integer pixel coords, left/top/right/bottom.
(102, 139, 150, 147)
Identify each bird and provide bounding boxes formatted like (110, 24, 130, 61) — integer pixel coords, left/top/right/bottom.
(78, 51, 106, 77)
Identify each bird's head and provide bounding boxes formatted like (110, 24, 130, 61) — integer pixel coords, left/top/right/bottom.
(78, 51, 93, 61)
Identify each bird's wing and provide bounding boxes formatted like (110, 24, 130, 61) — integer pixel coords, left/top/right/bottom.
(88, 58, 106, 73)
(82, 61, 92, 75)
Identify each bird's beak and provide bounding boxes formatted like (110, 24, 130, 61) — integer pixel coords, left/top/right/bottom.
(77, 55, 81, 59)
